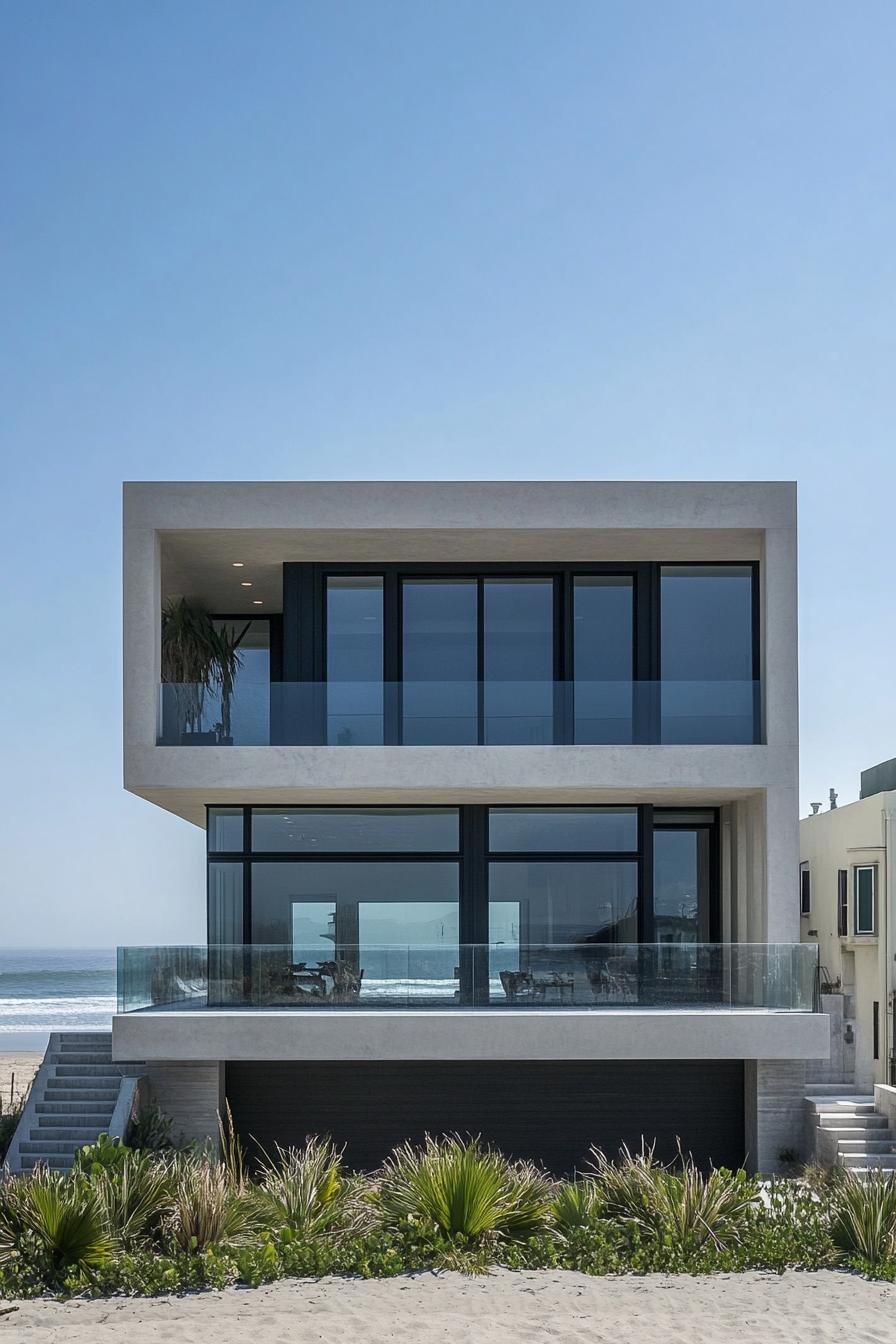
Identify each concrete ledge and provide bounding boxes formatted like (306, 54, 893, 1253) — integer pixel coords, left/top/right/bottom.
(114, 1009, 830, 1064)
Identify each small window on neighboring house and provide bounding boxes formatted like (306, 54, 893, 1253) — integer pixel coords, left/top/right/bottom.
(800, 864, 811, 916)
(854, 865, 877, 935)
(837, 869, 848, 937)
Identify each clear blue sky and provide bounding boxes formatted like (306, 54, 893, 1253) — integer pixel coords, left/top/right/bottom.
(2, 1, 895, 945)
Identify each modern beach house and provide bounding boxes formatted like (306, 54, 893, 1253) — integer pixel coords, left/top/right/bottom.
(105, 479, 825, 1175)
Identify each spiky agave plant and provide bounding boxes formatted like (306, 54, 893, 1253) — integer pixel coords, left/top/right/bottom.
(589, 1141, 758, 1252)
(166, 1158, 261, 1252)
(91, 1149, 177, 1251)
(829, 1167, 896, 1266)
(550, 1178, 603, 1236)
(0, 1170, 113, 1283)
(376, 1134, 553, 1244)
(255, 1137, 363, 1237)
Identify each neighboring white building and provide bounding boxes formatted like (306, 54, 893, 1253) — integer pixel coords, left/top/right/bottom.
(114, 480, 826, 1173)
(800, 761, 896, 1091)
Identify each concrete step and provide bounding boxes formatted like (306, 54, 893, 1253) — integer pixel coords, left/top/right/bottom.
(19, 1158, 74, 1173)
(48, 1052, 113, 1066)
(36, 1100, 115, 1116)
(818, 1114, 888, 1129)
(805, 1085, 865, 1097)
(31, 1123, 112, 1140)
(18, 1139, 91, 1155)
(837, 1139, 896, 1154)
(43, 1087, 119, 1103)
(54, 1065, 121, 1079)
(842, 1153, 896, 1169)
(55, 1032, 112, 1043)
(810, 1097, 876, 1113)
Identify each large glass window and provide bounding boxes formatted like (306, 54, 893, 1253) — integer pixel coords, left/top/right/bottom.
(251, 807, 459, 853)
(401, 579, 478, 744)
(488, 860, 638, 1004)
(573, 576, 634, 743)
(488, 808, 637, 852)
(660, 565, 755, 744)
(483, 579, 554, 744)
(251, 861, 460, 1002)
(214, 618, 271, 745)
(326, 577, 383, 744)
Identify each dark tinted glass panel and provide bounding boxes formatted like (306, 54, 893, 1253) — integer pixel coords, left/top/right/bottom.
(488, 808, 637, 852)
(402, 580, 478, 744)
(653, 830, 710, 943)
(251, 861, 459, 1003)
(214, 619, 270, 745)
(573, 577, 634, 744)
(855, 867, 875, 933)
(326, 577, 383, 744)
(251, 808, 459, 852)
(208, 862, 244, 942)
(660, 566, 755, 744)
(208, 808, 245, 852)
(483, 579, 554, 744)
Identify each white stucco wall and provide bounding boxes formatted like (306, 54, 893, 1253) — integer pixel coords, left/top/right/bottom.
(800, 795, 895, 1088)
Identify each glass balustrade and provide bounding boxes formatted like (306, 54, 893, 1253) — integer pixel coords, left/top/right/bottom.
(118, 942, 816, 1013)
(157, 679, 761, 747)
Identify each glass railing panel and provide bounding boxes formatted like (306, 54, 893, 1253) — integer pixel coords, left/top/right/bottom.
(118, 943, 816, 1012)
(158, 681, 761, 746)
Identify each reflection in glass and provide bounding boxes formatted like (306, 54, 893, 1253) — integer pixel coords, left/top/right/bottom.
(251, 861, 460, 1003)
(207, 808, 244, 852)
(488, 861, 638, 1004)
(251, 807, 459, 853)
(326, 577, 383, 744)
(483, 579, 554, 744)
(488, 808, 638, 853)
(660, 566, 755, 744)
(402, 579, 478, 743)
(653, 829, 710, 943)
(573, 577, 634, 743)
(207, 861, 243, 1004)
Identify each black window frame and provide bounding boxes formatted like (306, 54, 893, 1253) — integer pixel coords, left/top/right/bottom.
(854, 864, 877, 936)
(205, 803, 721, 1003)
(281, 561, 761, 746)
(837, 869, 849, 937)
(800, 864, 811, 917)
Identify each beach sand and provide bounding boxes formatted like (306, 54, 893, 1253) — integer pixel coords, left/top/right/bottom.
(4, 1268, 895, 1343)
(0, 1054, 40, 1110)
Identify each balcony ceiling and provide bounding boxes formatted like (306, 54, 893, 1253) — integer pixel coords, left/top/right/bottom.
(160, 526, 764, 614)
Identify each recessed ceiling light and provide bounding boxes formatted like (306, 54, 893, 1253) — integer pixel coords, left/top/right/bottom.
(232, 562, 244, 568)
(253, 599, 263, 605)
(240, 581, 253, 587)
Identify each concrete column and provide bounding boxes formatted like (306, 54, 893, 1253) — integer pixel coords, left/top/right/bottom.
(145, 1061, 224, 1147)
(744, 1058, 807, 1173)
(765, 782, 800, 943)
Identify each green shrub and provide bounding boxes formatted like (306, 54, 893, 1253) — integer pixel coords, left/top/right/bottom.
(92, 1149, 177, 1250)
(376, 1135, 553, 1244)
(550, 1179, 603, 1234)
(829, 1168, 896, 1267)
(0, 1170, 113, 1286)
(166, 1158, 262, 1252)
(589, 1143, 759, 1254)
(73, 1132, 130, 1176)
(128, 1103, 175, 1152)
(254, 1137, 363, 1237)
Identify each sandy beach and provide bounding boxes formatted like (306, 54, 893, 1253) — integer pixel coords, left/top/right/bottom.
(0, 1054, 40, 1110)
(3, 1269, 895, 1343)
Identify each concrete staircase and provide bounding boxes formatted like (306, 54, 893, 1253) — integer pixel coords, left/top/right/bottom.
(806, 1085, 896, 1172)
(6, 1032, 134, 1175)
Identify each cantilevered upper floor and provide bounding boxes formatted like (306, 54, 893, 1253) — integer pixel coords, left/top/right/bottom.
(123, 480, 798, 823)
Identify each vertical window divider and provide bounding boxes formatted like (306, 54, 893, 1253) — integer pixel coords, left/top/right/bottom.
(476, 576, 485, 745)
(384, 573, 400, 745)
(638, 804, 655, 944)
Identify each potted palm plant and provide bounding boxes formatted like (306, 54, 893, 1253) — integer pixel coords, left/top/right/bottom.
(160, 599, 245, 744)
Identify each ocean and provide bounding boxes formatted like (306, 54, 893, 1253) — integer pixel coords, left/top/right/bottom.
(0, 948, 116, 1052)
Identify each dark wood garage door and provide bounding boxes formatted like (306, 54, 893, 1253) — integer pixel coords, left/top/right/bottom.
(226, 1060, 744, 1173)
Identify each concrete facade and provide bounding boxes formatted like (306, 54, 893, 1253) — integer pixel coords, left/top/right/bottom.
(801, 791, 896, 1088)
(118, 479, 817, 1172)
